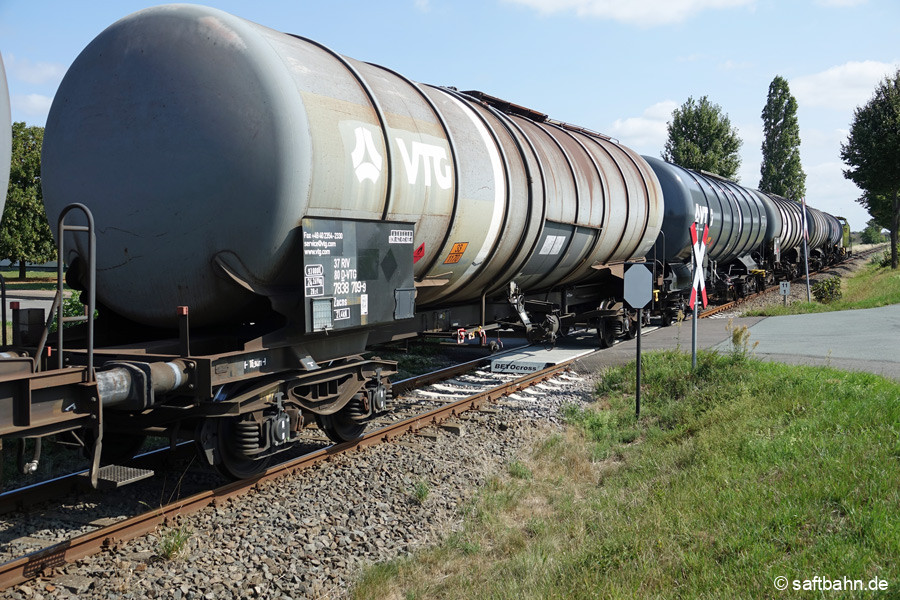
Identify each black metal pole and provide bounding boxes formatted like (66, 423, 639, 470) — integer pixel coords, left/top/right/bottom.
(636, 307, 642, 419)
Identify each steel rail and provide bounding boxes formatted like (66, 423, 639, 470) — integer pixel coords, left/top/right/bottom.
(0, 342, 529, 516)
(0, 443, 197, 516)
(0, 356, 576, 590)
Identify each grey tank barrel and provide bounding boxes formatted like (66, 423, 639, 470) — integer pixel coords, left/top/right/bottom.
(42, 4, 663, 330)
(95, 359, 192, 409)
(0, 53, 10, 217)
(642, 156, 767, 265)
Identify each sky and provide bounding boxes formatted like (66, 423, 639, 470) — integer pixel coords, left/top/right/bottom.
(1, 0, 898, 230)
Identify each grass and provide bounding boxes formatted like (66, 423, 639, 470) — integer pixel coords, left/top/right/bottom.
(745, 261, 900, 316)
(410, 479, 430, 505)
(0, 269, 57, 289)
(351, 350, 900, 599)
(157, 523, 193, 560)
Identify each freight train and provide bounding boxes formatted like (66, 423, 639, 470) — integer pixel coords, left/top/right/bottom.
(0, 5, 847, 484)
(644, 158, 847, 327)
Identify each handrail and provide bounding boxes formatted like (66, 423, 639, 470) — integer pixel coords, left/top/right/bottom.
(0, 274, 6, 348)
(56, 204, 96, 382)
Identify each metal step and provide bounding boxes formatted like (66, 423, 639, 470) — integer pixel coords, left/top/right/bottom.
(85, 465, 155, 489)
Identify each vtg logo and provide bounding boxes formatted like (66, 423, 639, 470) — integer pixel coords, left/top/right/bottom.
(351, 127, 383, 183)
(350, 126, 452, 190)
(397, 139, 451, 189)
(694, 204, 712, 226)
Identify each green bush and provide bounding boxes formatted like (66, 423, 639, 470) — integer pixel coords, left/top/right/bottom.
(48, 295, 96, 332)
(811, 276, 842, 303)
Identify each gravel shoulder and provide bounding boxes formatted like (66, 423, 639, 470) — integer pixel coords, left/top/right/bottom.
(708, 246, 882, 319)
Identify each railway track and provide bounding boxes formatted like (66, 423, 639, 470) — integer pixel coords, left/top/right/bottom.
(1, 248, 880, 591)
(0, 350, 583, 591)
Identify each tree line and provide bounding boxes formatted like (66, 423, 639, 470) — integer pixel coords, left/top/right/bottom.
(3, 72, 900, 275)
(3, 122, 53, 279)
(663, 72, 899, 269)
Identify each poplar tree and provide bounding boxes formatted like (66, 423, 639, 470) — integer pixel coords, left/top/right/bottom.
(759, 75, 806, 200)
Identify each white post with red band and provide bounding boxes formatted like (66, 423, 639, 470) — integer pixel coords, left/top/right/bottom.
(689, 221, 709, 311)
(689, 221, 708, 369)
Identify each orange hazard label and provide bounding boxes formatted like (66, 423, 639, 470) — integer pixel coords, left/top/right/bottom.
(443, 242, 469, 264)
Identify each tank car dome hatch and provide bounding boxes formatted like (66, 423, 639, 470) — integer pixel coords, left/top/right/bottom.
(0, 53, 11, 215)
(42, 4, 664, 330)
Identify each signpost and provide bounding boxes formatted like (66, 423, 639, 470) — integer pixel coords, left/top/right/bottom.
(801, 197, 811, 302)
(780, 281, 790, 306)
(689, 222, 709, 369)
(624, 262, 652, 419)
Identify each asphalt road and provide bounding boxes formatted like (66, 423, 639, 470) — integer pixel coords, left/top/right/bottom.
(712, 303, 900, 381)
(574, 305, 900, 381)
(3, 289, 60, 315)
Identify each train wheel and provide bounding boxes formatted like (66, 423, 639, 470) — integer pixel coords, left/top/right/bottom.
(315, 394, 367, 444)
(214, 416, 273, 480)
(661, 311, 673, 327)
(623, 312, 637, 340)
(597, 319, 616, 349)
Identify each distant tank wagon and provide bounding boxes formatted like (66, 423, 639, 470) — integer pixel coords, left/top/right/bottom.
(642, 156, 769, 310)
(643, 159, 848, 322)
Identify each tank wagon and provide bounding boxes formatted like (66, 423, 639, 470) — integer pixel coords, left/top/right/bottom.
(643, 158, 847, 322)
(758, 193, 845, 277)
(1, 5, 663, 483)
(643, 158, 768, 322)
(0, 53, 10, 215)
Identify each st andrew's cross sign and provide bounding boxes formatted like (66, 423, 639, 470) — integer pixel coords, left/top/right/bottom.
(689, 221, 709, 310)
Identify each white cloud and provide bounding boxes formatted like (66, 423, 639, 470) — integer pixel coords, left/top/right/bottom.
(792, 60, 900, 111)
(5, 54, 66, 86)
(503, 0, 756, 26)
(414, 0, 431, 10)
(607, 100, 677, 152)
(11, 94, 53, 119)
(805, 161, 868, 227)
(718, 59, 753, 71)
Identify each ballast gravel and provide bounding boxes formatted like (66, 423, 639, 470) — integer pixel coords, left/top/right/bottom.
(708, 248, 879, 319)
(2, 376, 594, 600)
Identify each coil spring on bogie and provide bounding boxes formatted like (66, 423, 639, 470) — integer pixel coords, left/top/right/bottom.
(344, 393, 369, 420)
(235, 420, 260, 455)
